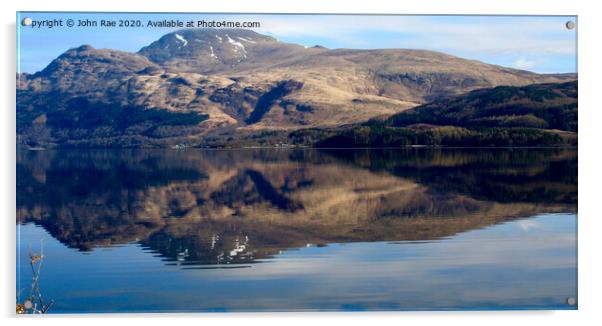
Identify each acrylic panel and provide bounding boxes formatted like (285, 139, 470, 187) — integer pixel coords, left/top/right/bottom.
(16, 12, 578, 313)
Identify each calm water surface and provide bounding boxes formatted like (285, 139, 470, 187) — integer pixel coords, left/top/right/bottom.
(16, 148, 577, 312)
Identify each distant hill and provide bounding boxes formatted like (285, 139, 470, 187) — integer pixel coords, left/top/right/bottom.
(387, 81, 577, 132)
(17, 28, 576, 148)
(297, 81, 577, 148)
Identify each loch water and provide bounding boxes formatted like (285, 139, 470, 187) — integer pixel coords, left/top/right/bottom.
(16, 148, 577, 312)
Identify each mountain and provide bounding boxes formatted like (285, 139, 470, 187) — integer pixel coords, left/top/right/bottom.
(308, 81, 578, 148)
(138, 29, 321, 74)
(17, 28, 576, 148)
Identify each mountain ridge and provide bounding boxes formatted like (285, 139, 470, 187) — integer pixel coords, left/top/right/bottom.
(17, 28, 577, 148)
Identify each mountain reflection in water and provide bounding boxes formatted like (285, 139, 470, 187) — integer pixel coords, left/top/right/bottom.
(17, 148, 577, 267)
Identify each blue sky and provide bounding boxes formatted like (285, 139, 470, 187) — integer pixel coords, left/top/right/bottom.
(17, 12, 577, 74)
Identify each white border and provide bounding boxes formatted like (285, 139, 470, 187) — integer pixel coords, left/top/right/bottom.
(2, 0, 601, 325)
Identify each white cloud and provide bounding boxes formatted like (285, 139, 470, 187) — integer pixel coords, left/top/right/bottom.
(513, 58, 537, 70)
(241, 15, 577, 56)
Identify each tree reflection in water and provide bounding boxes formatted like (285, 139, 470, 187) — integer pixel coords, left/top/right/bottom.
(17, 148, 577, 267)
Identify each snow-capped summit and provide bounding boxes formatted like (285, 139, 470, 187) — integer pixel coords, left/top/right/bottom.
(137, 28, 316, 73)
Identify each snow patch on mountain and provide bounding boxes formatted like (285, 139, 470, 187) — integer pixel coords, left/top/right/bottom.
(209, 46, 218, 59)
(226, 35, 246, 52)
(237, 36, 256, 44)
(226, 34, 247, 60)
(174, 34, 188, 47)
